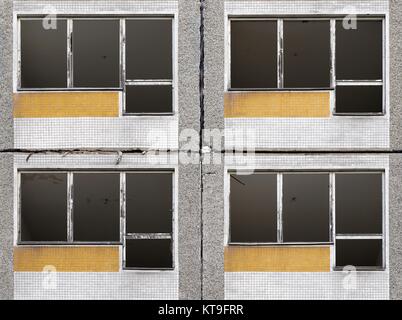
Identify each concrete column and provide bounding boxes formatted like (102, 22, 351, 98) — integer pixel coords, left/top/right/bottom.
(0, 0, 14, 300)
(201, 0, 225, 300)
(178, 0, 202, 300)
(389, 0, 402, 300)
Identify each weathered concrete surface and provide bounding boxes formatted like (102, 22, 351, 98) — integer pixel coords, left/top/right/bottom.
(389, 154, 402, 300)
(201, 0, 225, 300)
(387, 0, 402, 301)
(390, 2, 402, 151)
(0, 0, 13, 300)
(178, 0, 202, 300)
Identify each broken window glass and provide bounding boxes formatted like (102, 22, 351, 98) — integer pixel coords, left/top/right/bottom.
(126, 173, 172, 233)
(125, 85, 172, 113)
(336, 173, 383, 234)
(20, 173, 68, 242)
(20, 19, 67, 88)
(230, 20, 278, 89)
(283, 20, 331, 88)
(73, 19, 120, 88)
(335, 85, 383, 113)
(336, 20, 383, 80)
(230, 174, 277, 243)
(282, 173, 330, 242)
(336, 239, 383, 268)
(125, 239, 173, 269)
(73, 173, 120, 242)
(126, 19, 172, 80)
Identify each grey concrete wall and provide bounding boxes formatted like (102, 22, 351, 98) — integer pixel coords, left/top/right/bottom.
(388, 0, 402, 300)
(390, 0, 402, 151)
(0, 0, 14, 300)
(178, 0, 202, 300)
(201, 0, 225, 300)
(389, 154, 402, 300)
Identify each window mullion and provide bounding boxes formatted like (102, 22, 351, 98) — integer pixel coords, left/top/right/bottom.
(330, 172, 335, 243)
(330, 19, 336, 89)
(277, 19, 284, 89)
(67, 18, 73, 88)
(277, 173, 283, 243)
(121, 172, 127, 268)
(67, 172, 74, 243)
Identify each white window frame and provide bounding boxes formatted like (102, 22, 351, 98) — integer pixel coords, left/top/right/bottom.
(226, 170, 386, 271)
(226, 16, 387, 116)
(16, 15, 177, 116)
(17, 170, 175, 271)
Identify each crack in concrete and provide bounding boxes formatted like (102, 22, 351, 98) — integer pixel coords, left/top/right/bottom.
(199, 0, 206, 300)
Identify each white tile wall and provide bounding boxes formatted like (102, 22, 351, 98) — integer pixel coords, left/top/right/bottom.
(15, 272, 179, 300)
(225, 272, 389, 300)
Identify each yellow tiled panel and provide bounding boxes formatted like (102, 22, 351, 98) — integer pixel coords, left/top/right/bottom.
(224, 91, 331, 118)
(14, 246, 120, 272)
(13, 92, 120, 118)
(224, 246, 331, 272)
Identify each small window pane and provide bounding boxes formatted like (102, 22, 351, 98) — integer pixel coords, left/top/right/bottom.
(231, 21, 278, 89)
(126, 20, 172, 80)
(283, 174, 330, 243)
(73, 173, 120, 242)
(125, 85, 172, 113)
(125, 239, 172, 269)
(20, 173, 67, 242)
(126, 173, 172, 233)
(21, 19, 67, 88)
(335, 86, 383, 113)
(284, 20, 331, 88)
(73, 20, 120, 88)
(336, 173, 383, 234)
(230, 174, 277, 243)
(336, 20, 383, 80)
(336, 239, 383, 268)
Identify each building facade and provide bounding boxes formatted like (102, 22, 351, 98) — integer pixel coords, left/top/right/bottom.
(1, 0, 402, 300)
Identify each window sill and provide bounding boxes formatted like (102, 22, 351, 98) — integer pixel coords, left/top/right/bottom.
(17, 242, 122, 246)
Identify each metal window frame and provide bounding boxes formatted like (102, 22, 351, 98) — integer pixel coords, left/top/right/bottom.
(226, 16, 386, 116)
(122, 171, 175, 271)
(228, 171, 333, 246)
(16, 15, 176, 116)
(333, 18, 386, 116)
(123, 17, 175, 116)
(227, 170, 386, 271)
(17, 170, 175, 271)
(332, 171, 386, 271)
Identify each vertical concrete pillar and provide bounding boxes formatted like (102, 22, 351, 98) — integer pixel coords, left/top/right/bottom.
(201, 0, 225, 300)
(389, 155, 402, 300)
(389, 0, 402, 300)
(0, 0, 14, 300)
(178, 0, 202, 300)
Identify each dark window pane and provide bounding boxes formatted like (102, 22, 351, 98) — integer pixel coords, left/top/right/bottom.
(125, 239, 172, 269)
(21, 19, 67, 88)
(73, 20, 120, 88)
(230, 174, 277, 243)
(126, 20, 172, 80)
(125, 85, 172, 113)
(73, 173, 120, 242)
(336, 20, 383, 80)
(126, 173, 172, 233)
(284, 20, 331, 88)
(336, 86, 383, 113)
(336, 173, 383, 234)
(231, 21, 277, 89)
(336, 239, 383, 268)
(283, 174, 330, 243)
(20, 173, 67, 242)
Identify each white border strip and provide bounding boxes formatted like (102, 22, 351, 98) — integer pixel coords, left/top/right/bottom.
(13, 1, 178, 15)
(225, 1, 389, 16)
